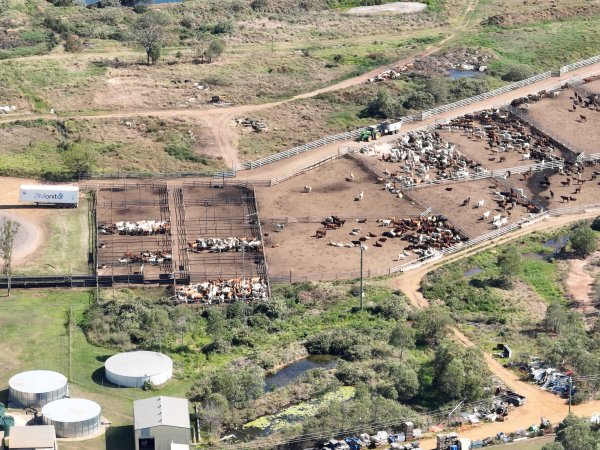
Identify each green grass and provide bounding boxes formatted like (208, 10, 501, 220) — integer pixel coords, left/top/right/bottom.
(17, 201, 91, 275)
(454, 15, 600, 72)
(0, 290, 193, 450)
(521, 259, 564, 303)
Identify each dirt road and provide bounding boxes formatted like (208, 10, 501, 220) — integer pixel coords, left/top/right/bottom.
(391, 211, 600, 449)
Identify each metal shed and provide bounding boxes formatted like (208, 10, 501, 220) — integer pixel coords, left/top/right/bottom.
(105, 351, 173, 388)
(7, 425, 57, 450)
(42, 398, 101, 438)
(8, 371, 68, 408)
(133, 396, 190, 450)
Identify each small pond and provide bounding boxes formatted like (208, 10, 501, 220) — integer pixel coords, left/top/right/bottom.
(265, 355, 337, 392)
(448, 69, 484, 80)
(463, 266, 483, 277)
(543, 236, 568, 252)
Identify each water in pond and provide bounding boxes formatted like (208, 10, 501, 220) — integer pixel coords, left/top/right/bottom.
(543, 236, 568, 252)
(463, 267, 483, 277)
(265, 355, 337, 392)
(448, 69, 483, 80)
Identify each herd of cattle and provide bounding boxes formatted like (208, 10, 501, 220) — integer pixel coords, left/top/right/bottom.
(98, 220, 171, 236)
(380, 131, 481, 187)
(176, 277, 269, 303)
(322, 215, 466, 259)
(187, 237, 263, 253)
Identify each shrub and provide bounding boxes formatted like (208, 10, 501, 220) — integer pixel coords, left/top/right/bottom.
(591, 216, 600, 232)
(501, 64, 534, 82)
(213, 20, 234, 35)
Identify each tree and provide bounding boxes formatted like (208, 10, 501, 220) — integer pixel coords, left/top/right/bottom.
(497, 245, 523, 287)
(501, 64, 533, 82)
(0, 219, 21, 297)
(541, 443, 565, 450)
(389, 322, 415, 359)
(591, 216, 600, 232)
(414, 306, 452, 345)
(62, 145, 96, 178)
(437, 358, 465, 400)
(402, 91, 435, 110)
(569, 223, 598, 256)
(364, 89, 404, 119)
(423, 77, 449, 104)
(133, 12, 169, 65)
(390, 363, 419, 402)
(555, 414, 599, 450)
(204, 38, 226, 63)
(64, 34, 83, 53)
(199, 393, 229, 436)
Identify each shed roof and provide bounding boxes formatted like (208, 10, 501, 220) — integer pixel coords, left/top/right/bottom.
(9, 425, 56, 449)
(134, 396, 190, 430)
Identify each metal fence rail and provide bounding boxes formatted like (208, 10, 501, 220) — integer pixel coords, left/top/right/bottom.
(504, 105, 587, 160)
(270, 148, 350, 186)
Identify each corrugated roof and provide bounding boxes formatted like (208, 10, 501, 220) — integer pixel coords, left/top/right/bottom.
(9, 425, 56, 448)
(134, 396, 190, 430)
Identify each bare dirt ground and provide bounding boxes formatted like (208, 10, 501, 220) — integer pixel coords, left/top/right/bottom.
(0, 178, 49, 265)
(565, 253, 600, 327)
(409, 178, 532, 236)
(392, 211, 600, 449)
(525, 87, 600, 155)
(500, 166, 600, 211)
(256, 157, 424, 279)
(347, 2, 428, 15)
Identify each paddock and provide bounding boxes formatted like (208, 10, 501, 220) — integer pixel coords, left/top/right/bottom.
(94, 185, 174, 281)
(255, 157, 443, 280)
(179, 182, 268, 286)
(409, 178, 535, 237)
(525, 86, 600, 156)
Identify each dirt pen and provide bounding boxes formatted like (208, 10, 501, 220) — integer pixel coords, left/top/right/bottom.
(93, 184, 180, 283)
(180, 181, 268, 284)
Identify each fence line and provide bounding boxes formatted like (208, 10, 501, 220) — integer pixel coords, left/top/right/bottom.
(503, 105, 587, 160)
(269, 148, 350, 186)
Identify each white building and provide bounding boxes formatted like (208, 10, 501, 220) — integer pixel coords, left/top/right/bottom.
(133, 397, 190, 450)
(7, 425, 57, 450)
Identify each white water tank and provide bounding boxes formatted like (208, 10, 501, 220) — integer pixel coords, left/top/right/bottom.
(8, 370, 68, 408)
(105, 351, 173, 388)
(42, 398, 101, 438)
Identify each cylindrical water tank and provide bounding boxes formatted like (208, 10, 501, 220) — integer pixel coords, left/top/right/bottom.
(42, 398, 101, 438)
(104, 351, 173, 388)
(8, 370, 68, 408)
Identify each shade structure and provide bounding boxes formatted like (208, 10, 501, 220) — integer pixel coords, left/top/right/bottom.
(105, 351, 173, 388)
(42, 398, 101, 438)
(8, 370, 68, 408)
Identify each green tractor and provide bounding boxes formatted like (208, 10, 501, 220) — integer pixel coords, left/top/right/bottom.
(359, 126, 382, 142)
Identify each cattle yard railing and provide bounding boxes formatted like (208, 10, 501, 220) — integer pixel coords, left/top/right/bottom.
(269, 148, 351, 186)
(503, 105, 587, 160)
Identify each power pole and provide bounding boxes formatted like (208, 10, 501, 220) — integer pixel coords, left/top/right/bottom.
(359, 245, 364, 311)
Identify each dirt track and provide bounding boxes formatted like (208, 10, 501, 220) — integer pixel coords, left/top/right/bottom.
(392, 211, 600, 449)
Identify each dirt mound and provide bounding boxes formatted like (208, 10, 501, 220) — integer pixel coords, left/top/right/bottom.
(484, 1, 600, 27)
(347, 2, 427, 15)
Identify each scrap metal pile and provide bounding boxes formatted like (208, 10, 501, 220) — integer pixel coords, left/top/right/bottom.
(381, 131, 482, 187)
(98, 220, 171, 235)
(176, 277, 268, 303)
(321, 422, 422, 450)
(187, 237, 262, 253)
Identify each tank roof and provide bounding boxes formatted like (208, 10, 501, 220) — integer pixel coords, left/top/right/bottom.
(42, 398, 101, 423)
(105, 351, 173, 378)
(9, 371, 67, 394)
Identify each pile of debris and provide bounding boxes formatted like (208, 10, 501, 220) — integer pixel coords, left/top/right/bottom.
(380, 130, 482, 187)
(0, 105, 16, 114)
(530, 362, 574, 397)
(176, 277, 268, 303)
(235, 117, 268, 132)
(99, 220, 171, 236)
(187, 237, 262, 253)
(368, 49, 492, 82)
(321, 422, 422, 450)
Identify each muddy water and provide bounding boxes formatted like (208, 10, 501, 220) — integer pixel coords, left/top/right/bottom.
(265, 355, 337, 392)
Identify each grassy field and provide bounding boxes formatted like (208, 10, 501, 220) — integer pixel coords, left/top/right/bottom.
(17, 202, 90, 275)
(0, 290, 192, 450)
